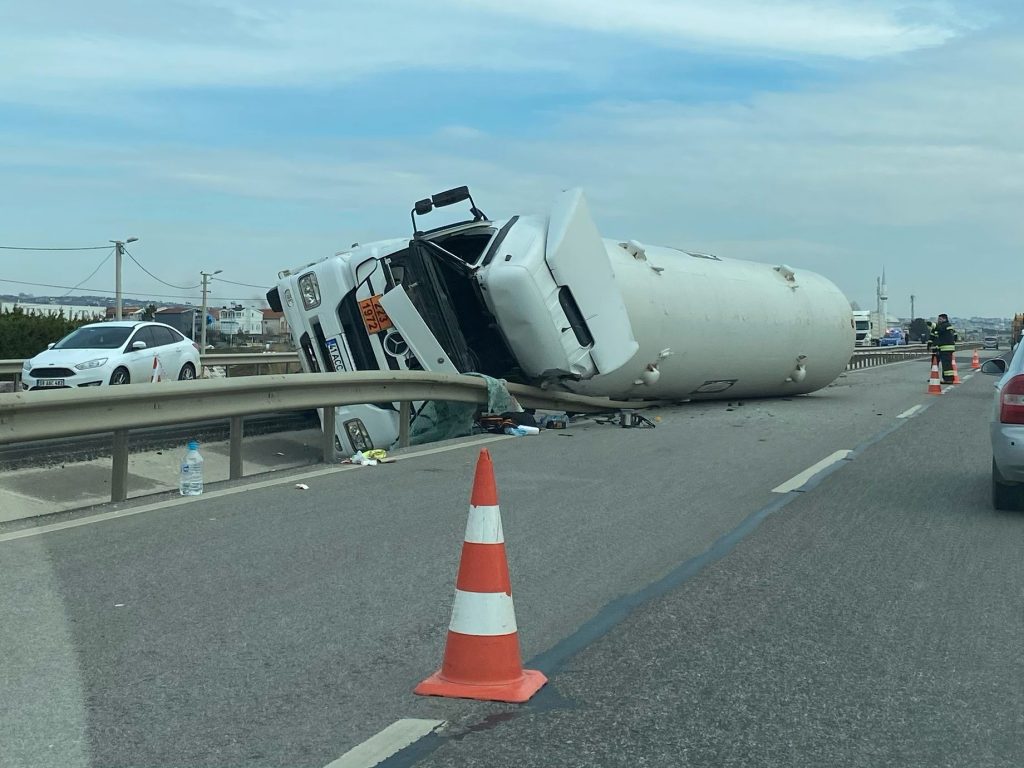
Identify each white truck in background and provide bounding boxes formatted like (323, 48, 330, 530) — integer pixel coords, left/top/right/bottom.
(269, 186, 855, 454)
(852, 310, 878, 347)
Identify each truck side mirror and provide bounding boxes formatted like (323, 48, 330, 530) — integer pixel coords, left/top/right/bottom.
(432, 186, 470, 208)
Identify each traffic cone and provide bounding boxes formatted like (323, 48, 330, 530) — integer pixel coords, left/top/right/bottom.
(971, 349, 981, 370)
(951, 354, 961, 384)
(414, 449, 547, 703)
(927, 361, 942, 395)
(150, 356, 162, 383)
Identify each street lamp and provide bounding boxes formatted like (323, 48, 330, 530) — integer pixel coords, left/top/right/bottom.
(200, 269, 222, 350)
(110, 236, 139, 320)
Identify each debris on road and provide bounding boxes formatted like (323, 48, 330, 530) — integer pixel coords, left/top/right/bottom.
(341, 449, 394, 466)
(295, 483, 310, 490)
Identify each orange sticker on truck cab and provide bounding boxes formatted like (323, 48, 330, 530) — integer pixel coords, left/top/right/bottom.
(358, 295, 393, 335)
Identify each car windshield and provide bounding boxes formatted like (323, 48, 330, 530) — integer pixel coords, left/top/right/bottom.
(53, 326, 134, 350)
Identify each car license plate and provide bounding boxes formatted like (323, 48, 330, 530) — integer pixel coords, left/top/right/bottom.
(38, 379, 65, 387)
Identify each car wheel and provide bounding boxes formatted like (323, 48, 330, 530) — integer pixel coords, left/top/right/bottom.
(109, 367, 130, 385)
(992, 459, 1024, 511)
(178, 363, 197, 381)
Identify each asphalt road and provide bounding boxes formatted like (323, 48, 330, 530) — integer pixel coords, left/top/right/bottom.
(1, 352, 1018, 768)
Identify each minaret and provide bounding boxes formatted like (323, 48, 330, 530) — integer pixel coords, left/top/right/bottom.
(877, 268, 888, 323)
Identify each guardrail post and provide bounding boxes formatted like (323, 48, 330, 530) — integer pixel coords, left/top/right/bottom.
(111, 430, 129, 502)
(399, 401, 411, 449)
(322, 405, 336, 464)
(229, 416, 244, 480)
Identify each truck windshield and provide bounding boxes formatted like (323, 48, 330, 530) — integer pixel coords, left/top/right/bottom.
(382, 233, 518, 377)
(386, 241, 475, 371)
(855, 320, 869, 330)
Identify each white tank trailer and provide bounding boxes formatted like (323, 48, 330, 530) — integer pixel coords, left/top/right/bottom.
(270, 187, 854, 452)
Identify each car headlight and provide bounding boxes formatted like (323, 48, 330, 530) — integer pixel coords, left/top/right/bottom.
(22, 360, 30, 372)
(74, 358, 108, 370)
(298, 273, 320, 310)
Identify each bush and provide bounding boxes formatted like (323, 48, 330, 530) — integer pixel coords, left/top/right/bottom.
(0, 307, 92, 359)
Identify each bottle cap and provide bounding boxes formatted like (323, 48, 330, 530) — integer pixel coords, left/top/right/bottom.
(188, 440, 199, 450)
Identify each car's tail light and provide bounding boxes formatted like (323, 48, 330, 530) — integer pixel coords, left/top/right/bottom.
(1000, 374, 1024, 424)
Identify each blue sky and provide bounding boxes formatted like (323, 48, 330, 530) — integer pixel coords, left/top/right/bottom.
(0, 0, 1021, 317)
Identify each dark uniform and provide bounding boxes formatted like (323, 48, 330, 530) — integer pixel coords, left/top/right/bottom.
(929, 315, 958, 383)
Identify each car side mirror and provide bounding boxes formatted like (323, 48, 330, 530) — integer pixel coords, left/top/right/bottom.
(47, 342, 55, 349)
(131, 340, 148, 350)
(981, 359, 1006, 375)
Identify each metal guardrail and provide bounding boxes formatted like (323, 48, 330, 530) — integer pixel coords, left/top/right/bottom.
(845, 342, 982, 370)
(0, 371, 639, 504)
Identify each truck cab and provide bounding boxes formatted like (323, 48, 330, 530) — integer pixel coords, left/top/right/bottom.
(268, 186, 638, 454)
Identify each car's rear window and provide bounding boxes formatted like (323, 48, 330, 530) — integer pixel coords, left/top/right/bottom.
(53, 326, 134, 350)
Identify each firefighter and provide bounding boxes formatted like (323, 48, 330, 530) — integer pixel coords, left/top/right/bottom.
(929, 313, 958, 384)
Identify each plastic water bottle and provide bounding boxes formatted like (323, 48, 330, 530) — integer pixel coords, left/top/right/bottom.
(179, 440, 204, 496)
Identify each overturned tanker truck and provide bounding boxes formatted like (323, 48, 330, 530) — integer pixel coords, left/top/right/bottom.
(268, 186, 854, 454)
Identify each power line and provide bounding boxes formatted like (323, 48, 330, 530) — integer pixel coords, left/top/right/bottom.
(213, 277, 271, 289)
(0, 277, 259, 302)
(123, 248, 202, 290)
(62, 248, 115, 297)
(0, 245, 110, 251)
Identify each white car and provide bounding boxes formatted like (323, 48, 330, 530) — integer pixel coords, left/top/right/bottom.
(21, 321, 201, 390)
(982, 343, 1024, 511)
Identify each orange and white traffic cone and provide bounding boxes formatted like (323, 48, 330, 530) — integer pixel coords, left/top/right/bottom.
(951, 354, 961, 384)
(971, 349, 981, 370)
(927, 361, 942, 395)
(150, 356, 162, 383)
(414, 449, 547, 703)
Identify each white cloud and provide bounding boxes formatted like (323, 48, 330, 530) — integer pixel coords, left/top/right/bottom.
(0, 1, 1020, 316)
(0, 0, 991, 108)
(461, 0, 980, 58)
(0, 0, 568, 103)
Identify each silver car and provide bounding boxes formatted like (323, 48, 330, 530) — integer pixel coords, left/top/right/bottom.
(982, 344, 1024, 510)
(22, 321, 201, 390)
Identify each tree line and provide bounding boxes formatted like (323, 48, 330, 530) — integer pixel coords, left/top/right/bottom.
(0, 307, 91, 359)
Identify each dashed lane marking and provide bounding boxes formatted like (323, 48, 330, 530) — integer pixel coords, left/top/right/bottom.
(324, 719, 445, 768)
(772, 450, 853, 494)
(897, 405, 925, 419)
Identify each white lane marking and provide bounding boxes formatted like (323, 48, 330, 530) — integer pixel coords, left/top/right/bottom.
(325, 719, 445, 768)
(897, 405, 924, 419)
(772, 450, 852, 494)
(0, 434, 510, 544)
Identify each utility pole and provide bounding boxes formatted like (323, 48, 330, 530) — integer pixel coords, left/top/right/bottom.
(200, 269, 222, 349)
(109, 236, 139, 320)
(910, 294, 916, 320)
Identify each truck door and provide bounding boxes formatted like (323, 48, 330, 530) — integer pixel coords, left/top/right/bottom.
(545, 188, 639, 374)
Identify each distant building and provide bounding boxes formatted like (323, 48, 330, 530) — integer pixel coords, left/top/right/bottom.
(261, 309, 289, 338)
(217, 305, 264, 337)
(155, 306, 201, 338)
(104, 306, 144, 321)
